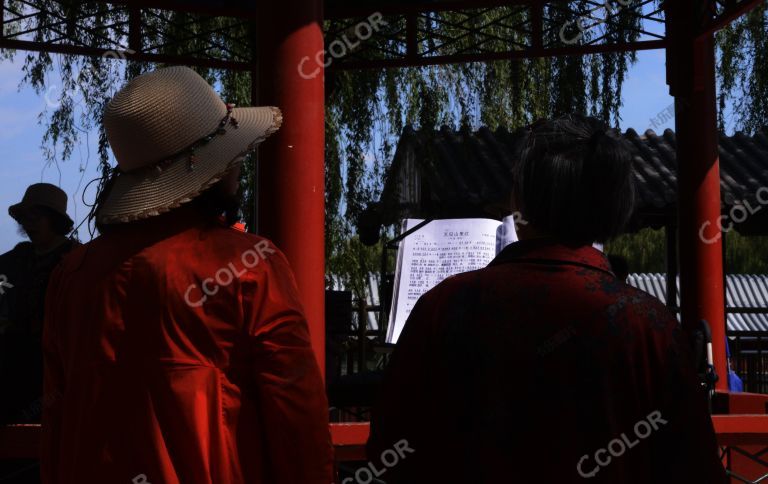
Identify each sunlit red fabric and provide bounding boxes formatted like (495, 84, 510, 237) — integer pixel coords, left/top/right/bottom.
(368, 239, 727, 484)
(41, 205, 333, 484)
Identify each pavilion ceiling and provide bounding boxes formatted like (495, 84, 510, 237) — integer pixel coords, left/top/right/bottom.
(0, 0, 761, 70)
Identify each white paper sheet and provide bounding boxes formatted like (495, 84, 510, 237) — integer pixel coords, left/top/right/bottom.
(386, 218, 504, 344)
(495, 214, 519, 253)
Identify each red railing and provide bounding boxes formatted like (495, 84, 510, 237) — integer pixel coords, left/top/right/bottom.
(714, 415, 768, 483)
(3, 414, 768, 481)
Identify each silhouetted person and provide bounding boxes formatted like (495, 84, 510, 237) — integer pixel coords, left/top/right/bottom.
(368, 114, 726, 484)
(0, 183, 77, 483)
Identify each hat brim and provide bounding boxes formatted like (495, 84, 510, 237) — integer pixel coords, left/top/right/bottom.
(8, 203, 27, 221)
(96, 106, 282, 225)
(9, 202, 75, 227)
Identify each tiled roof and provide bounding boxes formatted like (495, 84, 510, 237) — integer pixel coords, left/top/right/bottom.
(627, 273, 768, 332)
(377, 125, 768, 231)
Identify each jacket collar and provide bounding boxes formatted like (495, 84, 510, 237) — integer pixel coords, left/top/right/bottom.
(488, 237, 614, 276)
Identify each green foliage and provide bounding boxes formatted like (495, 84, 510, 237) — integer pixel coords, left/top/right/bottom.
(4, 1, 768, 298)
(726, 233, 768, 274)
(326, 236, 384, 298)
(323, 5, 643, 296)
(605, 227, 667, 273)
(6, 2, 256, 233)
(606, 229, 768, 274)
(717, 2, 768, 133)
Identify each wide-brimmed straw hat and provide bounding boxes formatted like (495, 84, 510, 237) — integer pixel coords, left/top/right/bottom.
(97, 66, 282, 224)
(9, 183, 73, 226)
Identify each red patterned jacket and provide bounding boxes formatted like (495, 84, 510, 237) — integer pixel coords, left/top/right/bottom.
(368, 238, 726, 484)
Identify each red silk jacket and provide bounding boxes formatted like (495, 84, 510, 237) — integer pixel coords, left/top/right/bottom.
(368, 239, 727, 484)
(41, 206, 333, 484)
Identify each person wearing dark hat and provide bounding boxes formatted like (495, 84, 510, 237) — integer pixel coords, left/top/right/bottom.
(0, 183, 77, 483)
(7, 183, 75, 253)
(0, 183, 78, 422)
(40, 67, 333, 484)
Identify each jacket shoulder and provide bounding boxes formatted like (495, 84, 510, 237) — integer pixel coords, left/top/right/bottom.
(212, 225, 282, 252)
(618, 282, 676, 316)
(2, 241, 33, 256)
(13, 241, 34, 251)
(0, 241, 34, 266)
(207, 225, 290, 270)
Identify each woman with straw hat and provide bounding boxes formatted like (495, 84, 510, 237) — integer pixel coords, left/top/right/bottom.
(40, 66, 333, 484)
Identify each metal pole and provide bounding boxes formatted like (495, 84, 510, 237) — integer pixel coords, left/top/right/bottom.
(249, 22, 260, 234)
(256, 0, 326, 375)
(665, 220, 678, 311)
(666, 1, 727, 390)
(128, 6, 141, 53)
(357, 303, 366, 373)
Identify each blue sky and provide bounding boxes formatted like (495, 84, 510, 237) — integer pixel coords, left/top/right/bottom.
(0, 47, 716, 252)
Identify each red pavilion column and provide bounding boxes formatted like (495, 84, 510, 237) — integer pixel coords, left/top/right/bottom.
(255, 0, 326, 375)
(666, 2, 727, 390)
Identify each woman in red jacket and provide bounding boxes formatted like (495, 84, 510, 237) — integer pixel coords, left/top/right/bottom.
(367, 114, 727, 483)
(41, 67, 333, 484)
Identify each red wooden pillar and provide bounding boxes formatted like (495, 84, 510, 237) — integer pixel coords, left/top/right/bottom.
(255, 0, 326, 374)
(666, 2, 727, 390)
